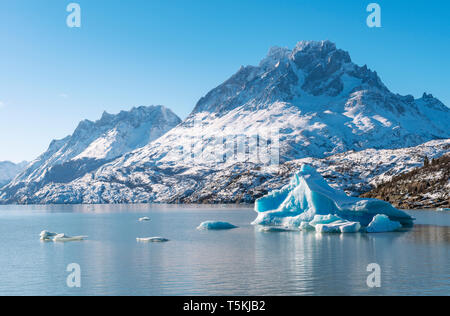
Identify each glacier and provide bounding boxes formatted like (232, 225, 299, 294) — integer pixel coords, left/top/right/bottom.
(252, 165, 414, 232)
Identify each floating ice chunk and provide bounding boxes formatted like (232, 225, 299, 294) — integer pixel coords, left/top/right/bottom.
(197, 221, 238, 230)
(366, 215, 402, 233)
(138, 217, 151, 222)
(253, 165, 414, 230)
(40, 230, 58, 240)
(136, 237, 169, 242)
(53, 234, 88, 242)
(436, 208, 450, 212)
(40, 230, 87, 242)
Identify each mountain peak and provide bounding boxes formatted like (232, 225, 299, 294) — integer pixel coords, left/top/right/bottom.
(294, 40, 336, 52)
(193, 40, 360, 114)
(1, 105, 181, 193)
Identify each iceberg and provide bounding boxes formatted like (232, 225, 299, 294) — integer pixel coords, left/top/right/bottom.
(366, 215, 402, 233)
(197, 221, 238, 230)
(40, 231, 58, 240)
(40, 230, 87, 242)
(136, 237, 169, 242)
(253, 165, 413, 233)
(138, 217, 151, 222)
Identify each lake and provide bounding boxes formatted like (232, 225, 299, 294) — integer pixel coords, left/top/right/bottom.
(0, 205, 449, 296)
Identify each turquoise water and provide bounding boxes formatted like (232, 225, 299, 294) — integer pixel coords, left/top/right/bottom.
(0, 205, 449, 296)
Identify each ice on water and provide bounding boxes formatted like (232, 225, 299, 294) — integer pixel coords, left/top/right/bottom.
(197, 221, 238, 230)
(253, 165, 413, 233)
(40, 230, 87, 242)
(136, 237, 170, 242)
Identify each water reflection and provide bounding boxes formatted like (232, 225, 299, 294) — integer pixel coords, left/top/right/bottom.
(0, 206, 448, 295)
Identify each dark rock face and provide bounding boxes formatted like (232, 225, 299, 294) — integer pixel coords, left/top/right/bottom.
(361, 153, 450, 209)
(293, 41, 351, 96)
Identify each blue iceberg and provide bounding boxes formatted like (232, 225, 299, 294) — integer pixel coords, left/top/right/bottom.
(252, 165, 413, 233)
(197, 221, 238, 230)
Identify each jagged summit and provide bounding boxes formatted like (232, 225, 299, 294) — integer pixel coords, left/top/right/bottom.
(193, 40, 398, 115)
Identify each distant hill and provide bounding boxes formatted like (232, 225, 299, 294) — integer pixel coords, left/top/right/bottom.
(0, 161, 28, 187)
(361, 153, 450, 209)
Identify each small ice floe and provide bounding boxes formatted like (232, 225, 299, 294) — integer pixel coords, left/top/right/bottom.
(197, 221, 238, 230)
(366, 215, 402, 233)
(138, 217, 151, 222)
(136, 237, 169, 243)
(40, 231, 87, 242)
(40, 231, 58, 240)
(437, 208, 450, 212)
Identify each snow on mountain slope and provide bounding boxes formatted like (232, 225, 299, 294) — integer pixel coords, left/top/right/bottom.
(10, 139, 449, 205)
(1, 40, 449, 205)
(0, 161, 28, 187)
(98, 40, 450, 169)
(0, 106, 181, 201)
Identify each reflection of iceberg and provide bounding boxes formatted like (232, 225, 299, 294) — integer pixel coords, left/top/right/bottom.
(197, 221, 238, 230)
(366, 215, 401, 233)
(258, 226, 297, 233)
(136, 237, 169, 242)
(40, 230, 87, 242)
(252, 165, 413, 233)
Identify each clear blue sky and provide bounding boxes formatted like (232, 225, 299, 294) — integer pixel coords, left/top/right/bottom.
(0, 0, 449, 162)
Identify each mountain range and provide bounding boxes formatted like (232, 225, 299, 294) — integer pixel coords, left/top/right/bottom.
(0, 161, 28, 188)
(0, 105, 181, 203)
(1, 40, 449, 205)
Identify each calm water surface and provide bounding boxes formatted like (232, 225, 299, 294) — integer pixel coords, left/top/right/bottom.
(0, 205, 449, 296)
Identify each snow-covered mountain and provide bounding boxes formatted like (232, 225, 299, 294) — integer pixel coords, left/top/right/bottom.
(5, 139, 448, 205)
(0, 161, 28, 187)
(1, 40, 449, 205)
(0, 105, 181, 202)
(94, 40, 449, 168)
